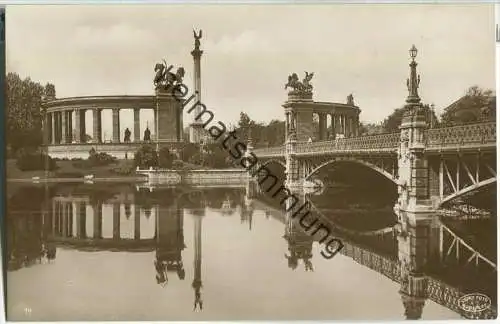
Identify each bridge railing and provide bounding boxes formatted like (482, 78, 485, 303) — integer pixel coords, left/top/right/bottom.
(426, 121, 496, 149)
(295, 132, 400, 154)
(252, 145, 285, 157)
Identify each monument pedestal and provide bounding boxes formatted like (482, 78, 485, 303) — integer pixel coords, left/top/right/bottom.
(155, 89, 184, 144)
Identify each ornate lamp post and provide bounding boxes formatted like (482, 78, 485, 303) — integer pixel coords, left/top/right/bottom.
(406, 44, 421, 105)
(430, 103, 435, 128)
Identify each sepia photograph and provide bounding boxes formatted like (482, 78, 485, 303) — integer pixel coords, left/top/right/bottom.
(4, 3, 497, 321)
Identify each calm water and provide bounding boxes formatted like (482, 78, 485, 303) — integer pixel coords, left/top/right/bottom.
(5, 182, 470, 320)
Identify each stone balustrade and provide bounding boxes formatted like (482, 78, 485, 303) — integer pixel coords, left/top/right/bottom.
(426, 121, 496, 151)
(252, 146, 286, 158)
(295, 132, 400, 156)
(253, 122, 496, 159)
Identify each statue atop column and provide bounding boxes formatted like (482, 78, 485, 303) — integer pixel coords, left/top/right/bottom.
(193, 29, 202, 51)
(143, 126, 151, 142)
(124, 128, 131, 143)
(153, 59, 185, 91)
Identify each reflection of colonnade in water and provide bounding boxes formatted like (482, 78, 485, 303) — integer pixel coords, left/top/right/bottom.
(50, 198, 156, 244)
(48, 195, 205, 309)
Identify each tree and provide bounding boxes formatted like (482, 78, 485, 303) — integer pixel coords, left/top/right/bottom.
(179, 142, 199, 162)
(359, 122, 384, 136)
(382, 104, 438, 133)
(6, 72, 56, 154)
(441, 86, 495, 126)
(134, 145, 158, 169)
(158, 147, 174, 169)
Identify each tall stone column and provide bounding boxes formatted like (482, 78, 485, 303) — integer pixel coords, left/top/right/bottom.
(93, 109, 102, 143)
(74, 109, 81, 143)
(189, 30, 205, 144)
(61, 110, 67, 144)
(112, 108, 120, 143)
(133, 108, 140, 142)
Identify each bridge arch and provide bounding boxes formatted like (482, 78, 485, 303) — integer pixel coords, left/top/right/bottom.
(439, 177, 496, 207)
(260, 159, 286, 169)
(304, 157, 398, 184)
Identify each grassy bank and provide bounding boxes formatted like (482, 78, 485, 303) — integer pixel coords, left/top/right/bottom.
(6, 158, 140, 180)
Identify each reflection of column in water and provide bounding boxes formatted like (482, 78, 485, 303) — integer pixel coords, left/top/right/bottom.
(113, 203, 120, 240)
(77, 201, 87, 239)
(62, 202, 68, 237)
(397, 214, 440, 320)
(134, 204, 140, 240)
(124, 203, 131, 219)
(101, 204, 113, 239)
(119, 203, 134, 239)
(51, 199, 56, 236)
(192, 214, 203, 310)
(93, 203, 102, 239)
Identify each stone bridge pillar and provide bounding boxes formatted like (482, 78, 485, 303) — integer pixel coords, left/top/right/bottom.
(285, 128, 303, 189)
(395, 46, 442, 319)
(395, 45, 436, 220)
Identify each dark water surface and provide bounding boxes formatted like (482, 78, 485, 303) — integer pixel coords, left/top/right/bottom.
(5, 183, 468, 320)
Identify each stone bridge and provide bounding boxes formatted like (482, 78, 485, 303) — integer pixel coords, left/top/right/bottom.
(242, 46, 496, 319)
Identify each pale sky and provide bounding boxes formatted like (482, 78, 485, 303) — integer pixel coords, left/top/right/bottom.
(6, 4, 495, 139)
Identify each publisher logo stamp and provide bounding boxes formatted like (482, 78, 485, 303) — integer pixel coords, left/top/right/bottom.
(458, 293, 491, 313)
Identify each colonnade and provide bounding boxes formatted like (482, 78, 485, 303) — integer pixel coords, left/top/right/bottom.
(285, 110, 359, 142)
(47, 107, 155, 145)
(315, 112, 359, 140)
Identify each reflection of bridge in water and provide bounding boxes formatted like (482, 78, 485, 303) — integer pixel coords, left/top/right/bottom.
(249, 187, 496, 320)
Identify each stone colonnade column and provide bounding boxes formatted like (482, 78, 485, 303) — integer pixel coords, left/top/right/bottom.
(134, 108, 140, 142)
(74, 109, 81, 143)
(318, 113, 327, 141)
(67, 110, 73, 143)
(112, 108, 120, 143)
(61, 111, 67, 144)
(51, 112, 57, 144)
(93, 109, 102, 143)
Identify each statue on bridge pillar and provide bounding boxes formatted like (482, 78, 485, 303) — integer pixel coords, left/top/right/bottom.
(124, 128, 131, 143)
(144, 126, 151, 142)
